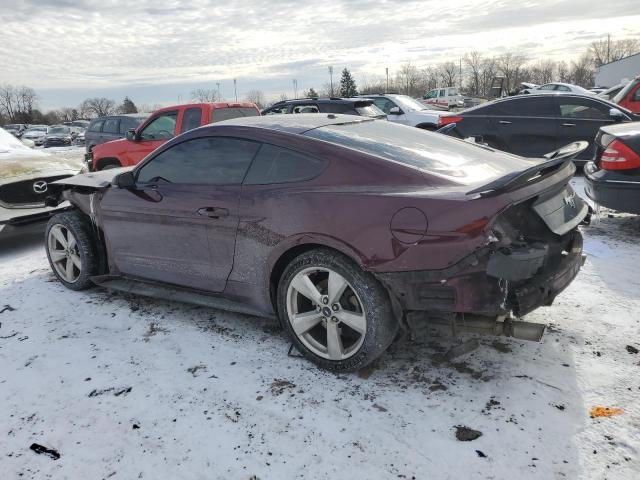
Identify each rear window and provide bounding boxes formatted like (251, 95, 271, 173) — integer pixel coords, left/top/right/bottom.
(305, 120, 533, 185)
(212, 107, 259, 122)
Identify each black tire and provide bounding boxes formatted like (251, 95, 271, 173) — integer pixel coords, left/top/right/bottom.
(277, 248, 398, 372)
(99, 162, 120, 171)
(45, 211, 100, 290)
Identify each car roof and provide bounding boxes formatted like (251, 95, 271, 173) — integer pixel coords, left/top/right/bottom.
(199, 113, 373, 135)
(270, 98, 373, 106)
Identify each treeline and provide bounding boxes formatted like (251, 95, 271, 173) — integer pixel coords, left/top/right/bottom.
(360, 37, 640, 98)
(0, 91, 143, 125)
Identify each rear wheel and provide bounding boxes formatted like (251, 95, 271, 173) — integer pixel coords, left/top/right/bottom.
(45, 211, 99, 290)
(278, 249, 398, 372)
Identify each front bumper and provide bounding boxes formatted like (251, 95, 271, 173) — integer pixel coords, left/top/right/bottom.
(584, 161, 640, 214)
(0, 203, 70, 232)
(377, 231, 584, 318)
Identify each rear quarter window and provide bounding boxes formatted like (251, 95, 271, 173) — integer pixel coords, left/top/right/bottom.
(89, 120, 104, 132)
(212, 107, 259, 122)
(244, 144, 327, 185)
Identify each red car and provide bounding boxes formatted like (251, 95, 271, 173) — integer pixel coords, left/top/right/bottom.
(87, 102, 260, 171)
(613, 76, 640, 113)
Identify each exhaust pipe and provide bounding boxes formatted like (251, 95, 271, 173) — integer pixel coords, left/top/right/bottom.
(415, 314, 546, 342)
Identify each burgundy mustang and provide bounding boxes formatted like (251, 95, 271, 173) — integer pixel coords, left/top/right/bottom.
(45, 114, 587, 371)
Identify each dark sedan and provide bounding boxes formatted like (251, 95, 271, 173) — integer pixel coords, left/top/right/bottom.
(439, 94, 639, 164)
(584, 122, 640, 214)
(44, 125, 73, 148)
(262, 98, 386, 119)
(44, 115, 586, 371)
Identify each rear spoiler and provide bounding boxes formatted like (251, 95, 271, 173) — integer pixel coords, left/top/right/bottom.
(467, 141, 588, 197)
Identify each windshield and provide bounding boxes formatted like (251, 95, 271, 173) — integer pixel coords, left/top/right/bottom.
(305, 120, 534, 186)
(613, 78, 639, 104)
(48, 126, 70, 134)
(392, 95, 429, 112)
(355, 104, 386, 118)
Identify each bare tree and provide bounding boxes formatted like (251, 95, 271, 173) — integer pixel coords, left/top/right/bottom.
(529, 59, 555, 85)
(495, 52, 528, 93)
(396, 63, 420, 96)
(556, 61, 571, 83)
(190, 88, 218, 102)
(0, 85, 18, 121)
(244, 89, 266, 109)
(80, 97, 116, 118)
(569, 52, 595, 87)
(59, 107, 76, 122)
(591, 35, 640, 66)
(437, 62, 458, 88)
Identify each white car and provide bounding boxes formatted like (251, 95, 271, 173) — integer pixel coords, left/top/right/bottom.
(423, 87, 465, 110)
(520, 82, 595, 95)
(358, 94, 442, 129)
(21, 125, 48, 146)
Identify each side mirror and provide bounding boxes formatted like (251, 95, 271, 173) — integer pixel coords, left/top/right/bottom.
(125, 128, 137, 141)
(114, 171, 135, 189)
(389, 106, 402, 115)
(609, 108, 624, 121)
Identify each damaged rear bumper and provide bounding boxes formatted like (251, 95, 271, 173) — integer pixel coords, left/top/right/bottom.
(376, 230, 584, 318)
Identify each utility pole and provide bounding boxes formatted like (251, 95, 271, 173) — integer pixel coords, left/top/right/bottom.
(328, 66, 334, 97)
(606, 33, 611, 64)
(293, 79, 298, 99)
(386, 67, 389, 92)
(233, 79, 238, 102)
(216, 82, 221, 101)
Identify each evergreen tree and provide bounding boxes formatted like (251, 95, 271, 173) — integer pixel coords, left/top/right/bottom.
(119, 96, 138, 114)
(339, 68, 358, 97)
(305, 87, 318, 98)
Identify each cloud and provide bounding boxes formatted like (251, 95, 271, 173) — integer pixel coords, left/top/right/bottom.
(0, 0, 638, 109)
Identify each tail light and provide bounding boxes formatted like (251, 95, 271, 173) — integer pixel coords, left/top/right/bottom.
(600, 139, 640, 170)
(438, 115, 463, 127)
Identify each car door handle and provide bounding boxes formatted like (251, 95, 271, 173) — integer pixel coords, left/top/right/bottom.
(562, 123, 575, 127)
(197, 207, 229, 219)
(499, 120, 512, 125)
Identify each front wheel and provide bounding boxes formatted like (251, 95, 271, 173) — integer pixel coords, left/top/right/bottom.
(278, 249, 398, 372)
(45, 211, 100, 290)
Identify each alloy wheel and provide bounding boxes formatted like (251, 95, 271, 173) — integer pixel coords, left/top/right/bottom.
(286, 267, 367, 361)
(48, 224, 82, 283)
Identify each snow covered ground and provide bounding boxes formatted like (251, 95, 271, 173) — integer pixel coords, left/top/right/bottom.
(1, 171, 639, 480)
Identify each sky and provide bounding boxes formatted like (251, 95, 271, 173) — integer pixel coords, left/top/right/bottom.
(1, 0, 639, 111)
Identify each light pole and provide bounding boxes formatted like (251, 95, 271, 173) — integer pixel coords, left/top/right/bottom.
(293, 79, 298, 99)
(328, 66, 334, 96)
(216, 82, 221, 101)
(386, 67, 389, 92)
(233, 79, 238, 102)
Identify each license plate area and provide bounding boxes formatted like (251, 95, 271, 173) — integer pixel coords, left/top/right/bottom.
(532, 184, 588, 235)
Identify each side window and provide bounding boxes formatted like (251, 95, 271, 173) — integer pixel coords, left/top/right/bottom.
(119, 118, 134, 134)
(139, 111, 178, 140)
(264, 106, 288, 115)
(136, 137, 260, 185)
(539, 84, 556, 91)
(632, 85, 640, 101)
(425, 91, 436, 99)
(292, 104, 320, 114)
(558, 98, 609, 119)
(244, 144, 327, 185)
(89, 120, 104, 132)
(181, 107, 202, 133)
(102, 118, 120, 134)
(555, 85, 571, 92)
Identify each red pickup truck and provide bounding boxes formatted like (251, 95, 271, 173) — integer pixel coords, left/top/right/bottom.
(87, 102, 260, 171)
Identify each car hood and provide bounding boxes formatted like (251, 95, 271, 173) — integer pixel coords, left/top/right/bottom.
(0, 153, 84, 185)
(52, 166, 133, 189)
(46, 132, 71, 137)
